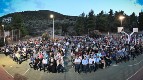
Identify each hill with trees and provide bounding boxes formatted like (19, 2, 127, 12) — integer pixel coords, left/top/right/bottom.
(0, 9, 143, 37)
(0, 10, 77, 36)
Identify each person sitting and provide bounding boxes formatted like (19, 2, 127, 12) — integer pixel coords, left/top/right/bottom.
(74, 56, 81, 73)
(42, 58, 48, 72)
(37, 57, 42, 71)
(15, 51, 21, 64)
(12, 51, 17, 62)
(29, 56, 35, 68)
(48, 57, 57, 73)
(33, 57, 39, 70)
(89, 56, 96, 72)
(95, 56, 101, 70)
(82, 56, 88, 73)
(57, 59, 64, 73)
(100, 57, 106, 69)
(104, 53, 112, 67)
(5, 47, 10, 56)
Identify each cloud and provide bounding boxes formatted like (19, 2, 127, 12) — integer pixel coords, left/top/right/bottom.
(131, 0, 143, 12)
(0, 0, 45, 17)
(131, 0, 143, 7)
(3, 8, 10, 12)
(136, 0, 143, 5)
(0, 0, 11, 16)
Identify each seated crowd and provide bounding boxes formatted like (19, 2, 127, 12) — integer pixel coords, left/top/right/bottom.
(1, 34, 143, 74)
(3, 38, 68, 73)
(70, 35, 143, 73)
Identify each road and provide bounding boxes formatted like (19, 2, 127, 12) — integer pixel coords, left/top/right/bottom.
(0, 51, 143, 80)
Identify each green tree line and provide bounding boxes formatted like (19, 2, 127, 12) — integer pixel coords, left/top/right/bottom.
(75, 9, 143, 35)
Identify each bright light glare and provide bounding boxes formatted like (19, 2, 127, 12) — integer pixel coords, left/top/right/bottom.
(50, 14, 54, 18)
(119, 16, 125, 20)
(2, 25, 4, 27)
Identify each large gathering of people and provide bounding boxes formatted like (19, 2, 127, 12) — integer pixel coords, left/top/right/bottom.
(1, 33, 143, 74)
(2, 38, 67, 73)
(71, 34, 143, 73)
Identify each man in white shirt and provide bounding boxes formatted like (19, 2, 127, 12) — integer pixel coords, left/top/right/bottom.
(89, 56, 95, 72)
(82, 57, 88, 73)
(66, 41, 69, 48)
(42, 58, 48, 72)
(5, 47, 9, 56)
(74, 56, 81, 73)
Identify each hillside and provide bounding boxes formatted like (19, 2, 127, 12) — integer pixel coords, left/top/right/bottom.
(0, 10, 77, 36)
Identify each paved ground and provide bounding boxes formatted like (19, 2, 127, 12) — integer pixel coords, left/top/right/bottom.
(1, 51, 143, 80)
(127, 66, 143, 80)
(0, 66, 14, 80)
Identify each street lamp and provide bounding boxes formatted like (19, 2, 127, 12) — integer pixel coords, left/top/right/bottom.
(50, 14, 54, 40)
(2, 25, 5, 44)
(119, 15, 125, 27)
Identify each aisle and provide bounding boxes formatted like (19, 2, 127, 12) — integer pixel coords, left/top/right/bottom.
(64, 44, 72, 72)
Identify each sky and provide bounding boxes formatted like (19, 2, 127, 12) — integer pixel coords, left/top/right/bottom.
(0, 0, 143, 17)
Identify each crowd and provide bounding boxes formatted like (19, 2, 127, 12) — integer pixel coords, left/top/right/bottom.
(2, 37, 68, 73)
(1, 33, 143, 74)
(70, 34, 143, 73)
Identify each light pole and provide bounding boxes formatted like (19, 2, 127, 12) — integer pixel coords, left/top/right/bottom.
(2, 25, 5, 44)
(50, 14, 54, 40)
(119, 15, 125, 27)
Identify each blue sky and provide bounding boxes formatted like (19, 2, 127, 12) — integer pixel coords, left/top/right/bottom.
(0, 0, 143, 17)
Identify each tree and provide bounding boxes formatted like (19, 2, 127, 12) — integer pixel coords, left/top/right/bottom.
(138, 12, 143, 31)
(61, 23, 68, 36)
(96, 10, 108, 32)
(86, 10, 96, 34)
(11, 13, 28, 37)
(42, 32, 50, 40)
(129, 12, 137, 31)
(75, 12, 86, 35)
(107, 9, 114, 32)
(74, 10, 143, 35)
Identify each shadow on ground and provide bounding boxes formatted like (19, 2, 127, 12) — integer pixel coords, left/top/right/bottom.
(14, 73, 28, 80)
